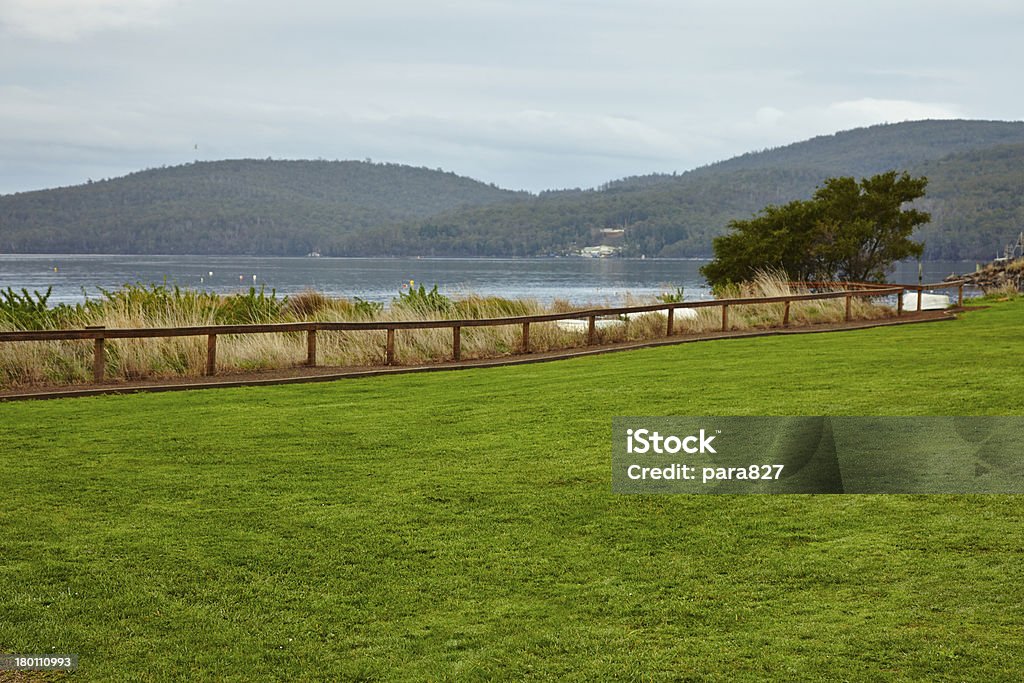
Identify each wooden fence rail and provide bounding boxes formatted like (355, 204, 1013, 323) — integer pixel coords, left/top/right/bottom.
(0, 283, 961, 382)
(792, 280, 966, 310)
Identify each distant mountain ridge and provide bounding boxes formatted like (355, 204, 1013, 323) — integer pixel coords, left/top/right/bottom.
(343, 119, 1024, 259)
(592, 120, 1024, 193)
(2, 120, 1023, 259)
(0, 159, 527, 254)
(698, 119, 1024, 176)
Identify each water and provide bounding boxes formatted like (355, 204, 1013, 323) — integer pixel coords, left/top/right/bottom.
(0, 254, 979, 306)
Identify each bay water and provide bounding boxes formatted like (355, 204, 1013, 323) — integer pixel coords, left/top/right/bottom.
(0, 254, 978, 306)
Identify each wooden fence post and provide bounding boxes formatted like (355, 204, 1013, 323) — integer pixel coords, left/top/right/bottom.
(845, 293, 852, 322)
(206, 334, 217, 376)
(86, 326, 105, 382)
(721, 304, 729, 332)
(783, 301, 791, 327)
(522, 321, 531, 353)
(385, 328, 396, 365)
(897, 289, 904, 316)
(587, 316, 596, 345)
(916, 287, 923, 312)
(306, 328, 317, 367)
(958, 283, 964, 307)
(666, 308, 674, 336)
(452, 326, 461, 361)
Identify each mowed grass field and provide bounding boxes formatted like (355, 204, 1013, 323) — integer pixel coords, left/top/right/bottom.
(2, 301, 1023, 681)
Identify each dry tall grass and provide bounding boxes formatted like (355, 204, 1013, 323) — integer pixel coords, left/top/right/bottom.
(0, 273, 897, 388)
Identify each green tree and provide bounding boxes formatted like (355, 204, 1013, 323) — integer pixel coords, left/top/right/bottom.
(700, 171, 930, 286)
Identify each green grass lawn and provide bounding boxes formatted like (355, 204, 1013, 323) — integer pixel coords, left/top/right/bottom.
(2, 301, 1023, 681)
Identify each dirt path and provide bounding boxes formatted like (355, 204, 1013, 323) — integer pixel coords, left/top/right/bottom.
(0, 309, 958, 401)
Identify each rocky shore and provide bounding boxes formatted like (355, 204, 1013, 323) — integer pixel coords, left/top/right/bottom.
(946, 257, 1024, 293)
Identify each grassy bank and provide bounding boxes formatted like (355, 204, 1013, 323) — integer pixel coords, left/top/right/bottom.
(0, 276, 891, 388)
(1, 301, 1021, 680)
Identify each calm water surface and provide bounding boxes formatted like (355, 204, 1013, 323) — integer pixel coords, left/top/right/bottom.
(0, 254, 979, 306)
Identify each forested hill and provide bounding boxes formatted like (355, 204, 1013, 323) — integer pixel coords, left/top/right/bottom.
(2, 120, 1023, 258)
(603, 119, 1024, 192)
(914, 143, 1024, 259)
(0, 159, 527, 254)
(340, 120, 1024, 259)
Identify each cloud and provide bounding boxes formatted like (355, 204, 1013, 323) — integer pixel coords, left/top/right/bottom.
(755, 107, 786, 127)
(354, 109, 686, 163)
(738, 99, 964, 152)
(0, 1, 1021, 193)
(0, 0, 180, 41)
(829, 98, 962, 124)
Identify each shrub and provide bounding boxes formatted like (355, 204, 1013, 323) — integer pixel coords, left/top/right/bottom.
(1, 287, 54, 330)
(656, 287, 685, 304)
(217, 286, 283, 324)
(352, 298, 384, 318)
(394, 284, 453, 315)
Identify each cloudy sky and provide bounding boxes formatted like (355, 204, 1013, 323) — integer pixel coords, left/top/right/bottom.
(1, 0, 1021, 194)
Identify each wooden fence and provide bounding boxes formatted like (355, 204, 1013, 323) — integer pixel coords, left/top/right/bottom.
(789, 281, 967, 314)
(0, 282, 965, 382)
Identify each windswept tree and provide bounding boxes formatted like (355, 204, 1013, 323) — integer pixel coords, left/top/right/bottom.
(700, 171, 930, 286)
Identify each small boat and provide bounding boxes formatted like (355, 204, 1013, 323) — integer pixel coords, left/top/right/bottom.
(554, 308, 699, 332)
(555, 318, 623, 332)
(902, 292, 951, 310)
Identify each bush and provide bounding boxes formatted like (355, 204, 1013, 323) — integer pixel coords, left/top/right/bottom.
(1, 287, 54, 330)
(656, 287, 685, 304)
(352, 298, 384, 318)
(0, 287, 86, 330)
(216, 286, 283, 324)
(394, 284, 453, 315)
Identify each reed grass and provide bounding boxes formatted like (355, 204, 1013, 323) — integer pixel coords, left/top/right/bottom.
(979, 280, 1022, 301)
(0, 274, 897, 388)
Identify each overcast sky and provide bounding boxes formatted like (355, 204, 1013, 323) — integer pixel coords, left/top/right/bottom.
(1, 0, 1021, 195)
